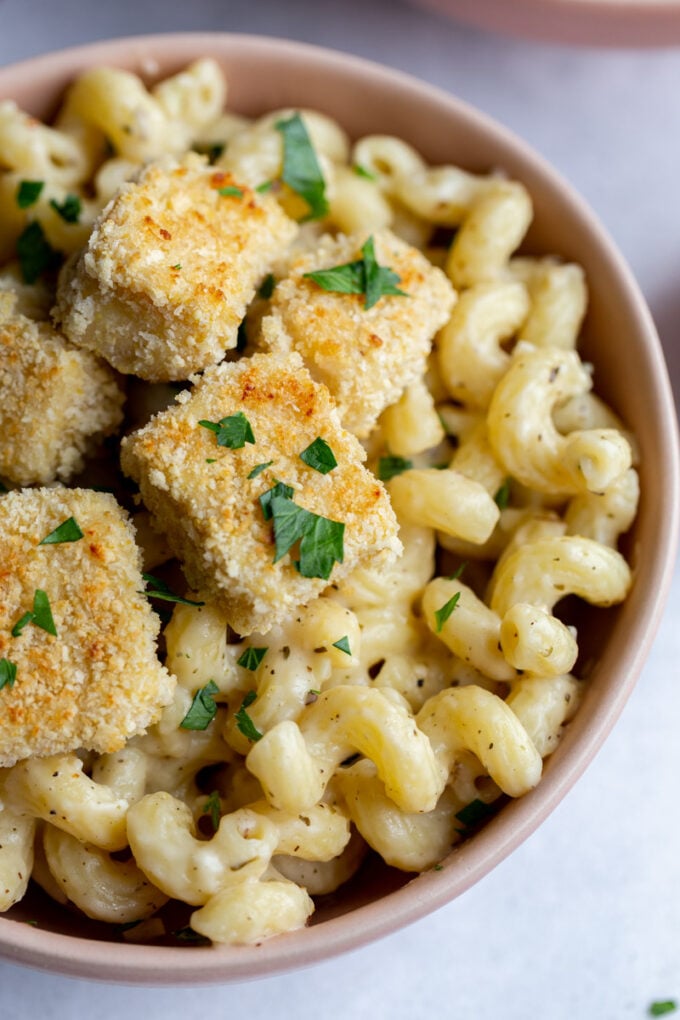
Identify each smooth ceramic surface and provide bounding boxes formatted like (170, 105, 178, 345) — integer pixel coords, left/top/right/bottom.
(0, 32, 677, 985)
(413, 0, 680, 46)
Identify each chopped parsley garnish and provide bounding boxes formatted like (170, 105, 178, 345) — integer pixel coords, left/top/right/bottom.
(259, 480, 294, 521)
(353, 163, 377, 181)
(16, 221, 59, 284)
(202, 790, 221, 832)
(434, 591, 460, 633)
(180, 679, 219, 731)
(49, 194, 81, 223)
(235, 689, 263, 742)
(269, 493, 344, 580)
(39, 516, 83, 545)
(218, 185, 243, 198)
(31, 589, 57, 636)
(303, 235, 406, 310)
(248, 460, 273, 480)
(11, 612, 34, 637)
(255, 179, 274, 193)
(332, 636, 352, 656)
(16, 180, 44, 208)
(448, 561, 467, 581)
(0, 658, 17, 690)
(378, 455, 413, 481)
(170, 263, 182, 270)
(649, 1003, 678, 1017)
(299, 437, 337, 474)
(141, 574, 205, 607)
(275, 113, 328, 221)
(198, 411, 255, 449)
(455, 798, 496, 830)
(237, 646, 268, 671)
(493, 479, 511, 510)
(205, 458, 216, 464)
(236, 319, 248, 352)
(258, 273, 276, 299)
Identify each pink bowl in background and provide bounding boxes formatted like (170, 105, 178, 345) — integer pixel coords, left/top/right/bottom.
(0, 33, 677, 984)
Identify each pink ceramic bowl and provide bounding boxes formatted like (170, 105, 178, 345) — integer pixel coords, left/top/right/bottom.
(0, 33, 677, 984)
(413, 0, 680, 46)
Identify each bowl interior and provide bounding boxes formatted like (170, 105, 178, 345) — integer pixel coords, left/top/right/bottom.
(0, 33, 677, 984)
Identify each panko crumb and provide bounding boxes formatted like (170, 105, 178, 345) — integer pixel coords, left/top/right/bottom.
(54, 157, 298, 382)
(121, 351, 402, 635)
(258, 229, 456, 436)
(0, 293, 124, 486)
(0, 487, 175, 768)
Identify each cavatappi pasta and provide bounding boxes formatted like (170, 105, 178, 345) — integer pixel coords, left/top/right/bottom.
(0, 59, 637, 946)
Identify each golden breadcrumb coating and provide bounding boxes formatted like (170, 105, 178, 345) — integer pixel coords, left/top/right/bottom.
(0, 488, 175, 767)
(258, 229, 456, 436)
(121, 351, 402, 635)
(0, 293, 124, 486)
(54, 157, 298, 382)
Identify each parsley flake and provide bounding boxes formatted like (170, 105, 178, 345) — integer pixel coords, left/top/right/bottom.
(39, 516, 83, 545)
(141, 574, 205, 607)
(16, 221, 59, 284)
(259, 480, 294, 521)
(170, 263, 182, 270)
(202, 790, 221, 832)
(0, 658, 17, 691)
(303, 235, 406, 310)
(258, 273, 276, 299)
(494, 479, 511, 510)
(218, 185, 243, 198)
(299, 437, 337, 474)
(649, 1004, 678, 1017)
(237, 646, 268, 671)
(434, 591, 460, 633)
(255, 180, 274, 193)
(11, 611, 34, 637)
(180, 679, 219, 731)
(235, 689, 263, 742)
(269, 494, 344, 580)
(275, 113, 328, 221)
(248, 460, 273, 480)
(353, 163, 377, 181)
(49, 194, 81, 224)
(32, 589, 57, 636)
(448, 561, 467, 581)
(198, 412, 255, 449)
(332, 636, 352, 656)
(16, 180, 44, 208)
(378, 455, 413, 481)
(455, 798, 496, 831)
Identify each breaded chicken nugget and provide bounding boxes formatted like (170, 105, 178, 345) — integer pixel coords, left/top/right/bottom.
(121, 351, 401, 635)
(54, 157, 298, 381)
(258, 229, 456, 436)
(0, 488, 175, 767)
(0, 293, 124, 486)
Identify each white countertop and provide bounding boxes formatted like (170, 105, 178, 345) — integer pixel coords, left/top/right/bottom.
(1, 2, 679, 1017)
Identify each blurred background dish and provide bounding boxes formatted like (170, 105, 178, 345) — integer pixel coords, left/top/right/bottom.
(412, 0, 680, 46)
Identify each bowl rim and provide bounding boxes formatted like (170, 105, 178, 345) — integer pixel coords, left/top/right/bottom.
(413, 0, 680, 47)
(0, 30, 678, 985)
